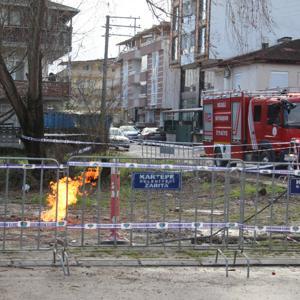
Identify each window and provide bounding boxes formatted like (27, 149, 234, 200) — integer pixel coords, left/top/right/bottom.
(183, 0, 192, 16)
(254, 105, 262, 122)
(172, 6, 179, 31)
(141, 55, 148, 72)
(172, 37, 179, 61)
(182, 69, 197, 92)
(140, 81, 147, 95)
(199, 26, 206, 55)
(15, 61, 25, 80)
(199, 0, 207, 21)
(233, 73, 242, 90)
(10, 10, 21, 26)
(0, 8, 8, 25)
(270, 71, 288, 89)
(146, 111, 155, 123)
(83, 65, 90, 71)
(151, 51, 159, 105)
(7, 60, 25, 80)
(122, 61, 129, 107)
(267, 104, 281, 125)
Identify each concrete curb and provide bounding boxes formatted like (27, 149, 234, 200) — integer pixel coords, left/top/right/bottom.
(1, 258, 300, 268)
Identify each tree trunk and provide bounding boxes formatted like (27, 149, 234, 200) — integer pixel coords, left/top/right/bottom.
(0, 0, 47, 158)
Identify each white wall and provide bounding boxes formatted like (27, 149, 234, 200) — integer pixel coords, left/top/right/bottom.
(209, 0, 300, 59)
(208, 63, 300, 91)
(162, 40, 181, 109)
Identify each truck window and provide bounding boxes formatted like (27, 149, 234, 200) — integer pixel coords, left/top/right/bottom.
(254, 105, 262, 122)
(267, 104, 281, 125)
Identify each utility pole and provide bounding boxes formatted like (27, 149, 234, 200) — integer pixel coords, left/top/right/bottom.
(100, 15, 140, 145)
(100, 15, 110, 144)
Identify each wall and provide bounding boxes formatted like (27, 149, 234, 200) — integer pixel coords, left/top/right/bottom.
(209, 0, 300, 60)
(207, 63, 300, 91)
(162, 40, 181, 110)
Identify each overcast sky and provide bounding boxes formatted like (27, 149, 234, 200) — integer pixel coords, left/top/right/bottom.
(58, 0, 162, 62)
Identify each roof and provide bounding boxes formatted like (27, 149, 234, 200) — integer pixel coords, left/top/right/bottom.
(117, 21, 170, 46)
(59, 58, 118, 66)
(48, 1, 80, 15)
(203, 39, 300, 69)
(0, 1, 79, 16)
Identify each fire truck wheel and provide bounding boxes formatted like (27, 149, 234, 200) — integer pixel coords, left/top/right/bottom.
(259, 149, 274, 163)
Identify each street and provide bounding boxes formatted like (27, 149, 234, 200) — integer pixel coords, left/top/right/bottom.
(0, 266, 300, 300)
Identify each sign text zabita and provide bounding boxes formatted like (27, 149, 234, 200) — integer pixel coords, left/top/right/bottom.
(132, 172, 182, 190)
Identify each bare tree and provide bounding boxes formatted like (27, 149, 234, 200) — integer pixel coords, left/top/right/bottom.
(146, 0, 273, 50)
(224, 0, 273, 52)
(0, 0, 47, 157)
(0, 0, 77, 158)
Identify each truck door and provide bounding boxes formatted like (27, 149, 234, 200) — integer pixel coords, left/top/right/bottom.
(203, 101, 214, 156)
(231, 95, 244, 160)
(265, 102, 283, 141)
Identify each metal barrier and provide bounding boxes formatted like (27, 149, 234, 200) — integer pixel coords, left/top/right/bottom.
(139, 140, 204, 159)
(0, 157, 64, 251)
(0, 156, 300, 255)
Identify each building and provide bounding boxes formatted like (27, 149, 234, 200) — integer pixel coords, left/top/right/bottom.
(170, 0, 208, 109)
(0, 0, 79, 126)
(203, 39, 300, 91)
(170, 0, 300, 97)
(57, 58, 122, 125)
(118, 22, 180, 128)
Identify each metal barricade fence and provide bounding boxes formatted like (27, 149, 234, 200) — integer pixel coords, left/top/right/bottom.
(65, 156, 248, 250)
(140, 141, 204, 160)
(0, 157, 64, 251)
(1, 156, 300, 253)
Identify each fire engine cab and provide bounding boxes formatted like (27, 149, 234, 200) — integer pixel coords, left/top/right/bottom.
(202, 91, 300, 164)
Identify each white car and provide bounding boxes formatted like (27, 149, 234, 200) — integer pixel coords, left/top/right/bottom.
(109, 127, 130, 150)
(120, 125, 140, 141)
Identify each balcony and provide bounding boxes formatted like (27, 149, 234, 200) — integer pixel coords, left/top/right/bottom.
(0, 80, 70, 101)
(2, 26, 72, 60)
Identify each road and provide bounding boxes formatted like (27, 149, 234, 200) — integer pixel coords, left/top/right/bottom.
(0, 266, 300, 300)
(127, 142, 203, 159)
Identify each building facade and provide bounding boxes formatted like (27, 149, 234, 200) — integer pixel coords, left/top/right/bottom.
(171, 0, 300, 96)
(0, 0, 78, 126)
(203, 39, 300, 92)
(118, 22, 180, 127)
(57, 58, 122, 125)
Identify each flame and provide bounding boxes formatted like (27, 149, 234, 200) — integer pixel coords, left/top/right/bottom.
(41, 168, 100, 222)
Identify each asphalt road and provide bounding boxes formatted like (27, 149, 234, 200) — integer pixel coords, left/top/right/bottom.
(1, 266, 300, 300)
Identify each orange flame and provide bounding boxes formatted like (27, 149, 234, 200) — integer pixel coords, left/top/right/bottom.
(41, 168, 100, 222)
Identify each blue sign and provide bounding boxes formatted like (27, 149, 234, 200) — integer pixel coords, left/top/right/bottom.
(132, 172, 182, 191)
(289, 177, 300, 195)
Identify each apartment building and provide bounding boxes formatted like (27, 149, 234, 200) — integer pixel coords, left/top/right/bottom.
(171, 0, 300, 94)
(57, 58, 122, 125)
(170, 0, 208, 109)
(118, 22, 180, 127)
(0, 0, 78, 126)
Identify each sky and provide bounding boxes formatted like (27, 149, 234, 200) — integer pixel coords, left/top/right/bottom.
(57, 0, 164, 62)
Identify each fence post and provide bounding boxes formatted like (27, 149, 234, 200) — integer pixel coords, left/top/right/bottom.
(110, 162, 120, 242)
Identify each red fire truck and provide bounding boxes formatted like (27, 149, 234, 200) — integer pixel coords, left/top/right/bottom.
(202, 91, 300, 165)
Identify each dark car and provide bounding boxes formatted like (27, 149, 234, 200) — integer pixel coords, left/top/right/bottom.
(139, 127, 166, 141)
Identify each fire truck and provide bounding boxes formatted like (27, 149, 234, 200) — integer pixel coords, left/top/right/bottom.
(202, 91, 300, 165)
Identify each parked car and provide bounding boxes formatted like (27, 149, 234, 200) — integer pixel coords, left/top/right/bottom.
(138, 127, 166, 141)
(109, 127, 130, 150)
(120, 125, 140, 141)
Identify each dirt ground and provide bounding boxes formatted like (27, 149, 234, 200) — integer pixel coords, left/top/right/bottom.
(0, 266, 300, 300)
